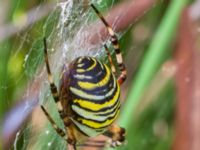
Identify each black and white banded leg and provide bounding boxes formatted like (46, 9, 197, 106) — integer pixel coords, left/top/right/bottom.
(40, 106, 67, 139)
(91, 4, 127, 85)
(104, 44, 116, 75)
(41, 106, 77, 150)
(43, 38, 64, 114)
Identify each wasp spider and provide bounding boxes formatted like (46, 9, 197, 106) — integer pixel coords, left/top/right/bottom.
(41, 4, 127, 150)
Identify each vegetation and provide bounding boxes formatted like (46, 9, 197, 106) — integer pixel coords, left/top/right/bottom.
(0, 0, 197, 150)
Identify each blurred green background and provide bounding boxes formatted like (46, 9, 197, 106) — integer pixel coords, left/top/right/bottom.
(0, 0, 193, 150)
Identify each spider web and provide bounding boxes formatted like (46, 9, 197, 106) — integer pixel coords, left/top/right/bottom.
(1, 0, 164, 150)
(9, 0, 120, 150)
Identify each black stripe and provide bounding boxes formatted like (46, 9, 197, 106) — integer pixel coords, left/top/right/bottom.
(45, 63, 51, 74)
(50, 84, 59, 102)
(57, 129, 65, 137)
(43, 39, 52, 75)
(91, 4, 110, 27)
(50, 84, 57, 91)
(97, 101, 120, 116)
(111, 37, 118, 45)
(121, 76, 126, 81)
(115, 48, 120, 54)
(77, 112, 117, 125)
(71, 58, 106, 83)
(95, 129, 105, 133)
(71, 74, 115, 96)
(75, 111, 119, 130)
(71, 80, 119, 105)
(71, 90, 120, 113)
(72, 101, 120, 122)
(75, 57, 94, 70)
(70, 62, 117, 97)
(80, 110, 119, 130)
(59, 111, 65, 119)
(74, 108, 118, 124)
(118, 63, 125, 71)
(72, 123, 90, 137)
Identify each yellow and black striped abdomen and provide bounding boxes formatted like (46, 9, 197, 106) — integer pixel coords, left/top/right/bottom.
(66, 56, 120, 137)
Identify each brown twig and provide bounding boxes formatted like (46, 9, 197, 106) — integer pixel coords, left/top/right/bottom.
(172, 6, 200, 150)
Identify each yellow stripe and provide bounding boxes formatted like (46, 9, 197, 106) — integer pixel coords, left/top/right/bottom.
(86, 58, 97, 71)
(77, 64, 111, 90)
(72, 103, 119, 121)
(79, 109, 120, 129)
(78, 57, 83, 63)
(73, 100, 120, 116)
(77, 58, 97, 73)
(73, 82, 119, 111)
(77, 63, 84, 67)
(76, 68, 85, 72)
(70, 86, 111, 100)
(70, 71, 117, 100)
(94, 100, 120, 115)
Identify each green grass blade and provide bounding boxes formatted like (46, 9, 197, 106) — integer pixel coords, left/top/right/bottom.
(118, 0, 189, 129)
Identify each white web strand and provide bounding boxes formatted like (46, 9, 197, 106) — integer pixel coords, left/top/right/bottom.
(8, 0, 164, 149)
(14, 131, 21, 150)
(57, 1, 73, 36)
(11, 1, 104, 149)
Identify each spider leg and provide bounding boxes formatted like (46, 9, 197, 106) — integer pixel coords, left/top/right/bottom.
(43, 39, 78, 149)
(91, 4, 127, 85)
(104, 44, 116, 75)
(76, 142, 106, 148)
(73, 145, 77, 150)
(41, 106, 77, 150)
(76, 139, 108, 148)
(103, 124, 126, 147)
(43, 38, 64, 114)
(41, 105, 67, 139)
(76, 137, 125, 148)
(75, 124, 125, 148)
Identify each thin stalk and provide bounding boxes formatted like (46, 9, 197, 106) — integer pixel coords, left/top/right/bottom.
(0, 0, 28, 117)
(118, 0, 189, 130)
(0, 41, 11, 118)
